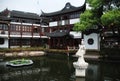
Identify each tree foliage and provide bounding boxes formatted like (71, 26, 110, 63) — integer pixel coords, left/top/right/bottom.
(87, 0, 103, 9)
(103, 0, 120, 11)
(73, 10, 98, 31)
(73, 0, 120, 31)
(101, 9, 120, 27)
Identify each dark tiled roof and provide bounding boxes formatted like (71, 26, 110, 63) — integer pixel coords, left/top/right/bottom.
(0, 8, 10, 16)
(83, 29, 100, 35)
(41, 2, 86, 17)
(0, 16, 11, 21)
(11, 10, 40, 19)
(46, 30, 69, 37)
(0, 9, 40, 20)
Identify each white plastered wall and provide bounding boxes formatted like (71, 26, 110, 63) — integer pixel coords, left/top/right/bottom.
(70, 18, 79, 24)
(0, 38, 9, 48)
(84, 33, 100, 51)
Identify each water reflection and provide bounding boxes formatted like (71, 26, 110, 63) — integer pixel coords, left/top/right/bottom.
(85, 61, 120, 81)
(0, 55, 120, 81)
(85, 63, 102, 81)
(76, 77, 85, 81)
(0, 56, 75, 81)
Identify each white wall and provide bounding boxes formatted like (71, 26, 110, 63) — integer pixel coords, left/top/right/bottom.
(62, 20, 65, 25)
(10, 22, 40, 26)
(49, 21, 57, 26)
(69, 31, 82, 38)
(0, 38, 9, 48)
(70, 18, 79, 24)
(49, 18, 80, 26)
(84, 33, 100, 51)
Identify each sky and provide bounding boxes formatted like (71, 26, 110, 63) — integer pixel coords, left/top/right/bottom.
(0, 0, 85, 15)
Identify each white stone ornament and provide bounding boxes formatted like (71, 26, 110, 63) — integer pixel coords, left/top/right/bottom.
(73, 39, 88, 77)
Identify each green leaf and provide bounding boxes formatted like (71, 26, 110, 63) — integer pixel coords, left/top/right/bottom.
(101, 9, 120, 27)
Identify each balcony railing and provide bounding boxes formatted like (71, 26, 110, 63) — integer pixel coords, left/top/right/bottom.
(22, 32, 32, 35)
(33, 33, 39, 36)
(0, 30, 8, 35)
(0, 30, 42, 38)
(10, 31, 21, 35)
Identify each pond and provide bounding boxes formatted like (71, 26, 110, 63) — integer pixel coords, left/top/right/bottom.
(0, 54, 120, 81)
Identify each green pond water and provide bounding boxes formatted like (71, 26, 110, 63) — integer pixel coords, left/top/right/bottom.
(0, 53, 120, 81)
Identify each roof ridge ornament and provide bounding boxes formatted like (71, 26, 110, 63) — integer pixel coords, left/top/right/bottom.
(40, 2, 86, 17)
(66, 2, 71, 9)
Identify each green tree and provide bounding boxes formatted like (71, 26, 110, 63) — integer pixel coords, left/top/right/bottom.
(73, 0, 103, 31)
(101, 9, 120, 26)
(73, 10, 98, 31)
(73, 0, 120, 31)
(87, 0, 103, 9)
(101, 9, 120, 34)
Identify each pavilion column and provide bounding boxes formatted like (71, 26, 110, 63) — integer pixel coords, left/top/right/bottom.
(31, 23, 33, 47)
(53, 38, 55, 48)
(48, 37, 51, 49)
(55, 38, 57, 48)
(58, 38, 60, 48)
(20, 22, 22, 47)
(52, 38, 55, 48)
(48, 25, 50, 33)
(62, 37, 65, 49)
(8, 23, 10, 48)
(51, 38, 53, 48)
(73, 39, 74, 48)
(47, 25, 50, 48)
(63, 37, 66, 49)
(57, 17, 60, 30)
(38, 26, 41, 47)
(39, 25, 41, 37)
(61, 37, 63, 48)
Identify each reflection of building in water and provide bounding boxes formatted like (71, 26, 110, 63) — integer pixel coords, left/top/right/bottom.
(82, 62, 120, 81)
(76, 77, 85, 81)
(102, 63, 120, 81)
(0, 67, 50, 81)
(0, 61, 50, 81)
(0, 56, 75, 81)
(85, 64, 103, 81)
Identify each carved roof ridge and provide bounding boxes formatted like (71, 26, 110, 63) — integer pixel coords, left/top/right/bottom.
(41, 2, 86, 17)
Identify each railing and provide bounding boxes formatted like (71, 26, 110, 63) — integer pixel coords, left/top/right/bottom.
(0, 31, 9, 38)
(0, 30, 8, 34)
(10, 32, 40, 36)
(22, 32, 31, 35)
(101, 40, 120, 48)
(33, 33, 39, 36)
(10, 31, 21, 35)
(0, 31, 42, 38)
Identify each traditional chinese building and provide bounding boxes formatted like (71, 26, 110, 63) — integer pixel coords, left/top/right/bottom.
(0, 2, 102, 51)
(40, 2, 86, 49)
(0, 9, 48, 48)
(0, 12, 10, 48)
